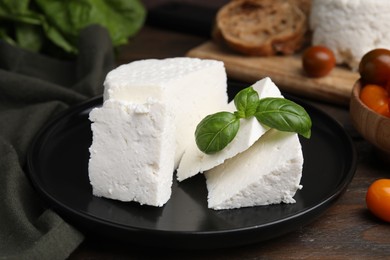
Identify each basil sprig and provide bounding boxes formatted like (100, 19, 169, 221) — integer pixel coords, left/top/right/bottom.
(195, 86, 312, 154)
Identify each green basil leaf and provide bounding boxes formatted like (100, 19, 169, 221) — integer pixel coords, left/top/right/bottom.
(195, 112, 240, 154)
(255, 98, 312, 138)
(234, 86, 259, 118)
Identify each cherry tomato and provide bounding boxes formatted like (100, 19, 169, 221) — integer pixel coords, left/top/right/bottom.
(375, 103, 390, 118)
(359, 48, 390, 86)
(360, 84, 390, 117)
(302, 46, 336, 77)
(366, 179, 390, 222)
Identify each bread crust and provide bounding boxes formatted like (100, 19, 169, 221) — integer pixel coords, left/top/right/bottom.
(213, 0, 307, 56)
(291, 0, 312, 16)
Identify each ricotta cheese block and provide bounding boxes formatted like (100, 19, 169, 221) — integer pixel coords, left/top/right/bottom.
(310, 0, 390, 70)
(103, 57, 228, 167)
(176, 77, 283, 181)
(88, 99, 175, 207)
(205, 129, 303, 210)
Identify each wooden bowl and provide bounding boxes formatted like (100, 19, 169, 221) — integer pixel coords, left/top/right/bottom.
(350, 80, 390, 158)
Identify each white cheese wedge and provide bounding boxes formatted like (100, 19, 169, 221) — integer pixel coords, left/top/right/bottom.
(206, 129, 303, 210)
(310, 0, 390, 70)
(176, 77, 283, 181)
(88, 99, 175, 207)
(103, 57, 228, 167)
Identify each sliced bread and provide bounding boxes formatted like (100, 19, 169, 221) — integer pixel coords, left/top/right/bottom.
(213, 0, 307, 56)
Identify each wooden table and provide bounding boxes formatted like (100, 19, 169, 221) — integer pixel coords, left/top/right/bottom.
(69, 23, 390, 260)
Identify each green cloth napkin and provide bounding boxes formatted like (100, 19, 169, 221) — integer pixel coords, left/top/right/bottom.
(0, 25, 115, 259)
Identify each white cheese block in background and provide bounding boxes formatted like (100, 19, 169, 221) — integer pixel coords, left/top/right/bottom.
(88, 99, 175, 207)
(103, 57, 228, 168)
(310, 0, 390, 70)
(206, 129, 303, 210)
(176, 77, 283, 181)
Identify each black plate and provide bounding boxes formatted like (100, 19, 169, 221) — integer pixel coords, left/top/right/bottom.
(26, 83, 357, 249)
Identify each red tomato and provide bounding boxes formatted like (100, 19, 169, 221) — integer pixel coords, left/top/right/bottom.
(366, 179, 390, 222)
(302, 46, 336, 77)
(360, 84, 390, 117)
(359, 48, 390, 86)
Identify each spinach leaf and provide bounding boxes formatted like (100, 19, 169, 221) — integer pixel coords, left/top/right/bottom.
(15, 24, 43, 52)
(0, 0, 146, 55)
(34, 0, 146, 53)
(195, 112, 240, 154)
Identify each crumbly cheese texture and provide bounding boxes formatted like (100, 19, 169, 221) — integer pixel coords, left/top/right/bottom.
(176, 77, 282, 181)
(88, 99, 175, 207)
(206, 129, 303, 210)
(310, 0, 390, 70)
(103, 58, 228, 167)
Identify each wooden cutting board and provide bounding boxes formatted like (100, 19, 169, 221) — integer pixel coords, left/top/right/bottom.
(187, 41, 360, 106)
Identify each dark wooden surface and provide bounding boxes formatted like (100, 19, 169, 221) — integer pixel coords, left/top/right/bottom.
(69, 15, 390, 260)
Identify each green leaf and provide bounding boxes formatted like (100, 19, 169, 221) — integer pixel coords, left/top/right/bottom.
(0, 0, 146, 55)
(255, 98, 312, 138)
(234, 86, 260, 118)
(195, 112, 240, 154)
(0, 27, 16, 45)
(34, 0, 146, 53)
(15, 24, 43, 52)
(0, 1, 47, 51)
(0, 0, 30, 13)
